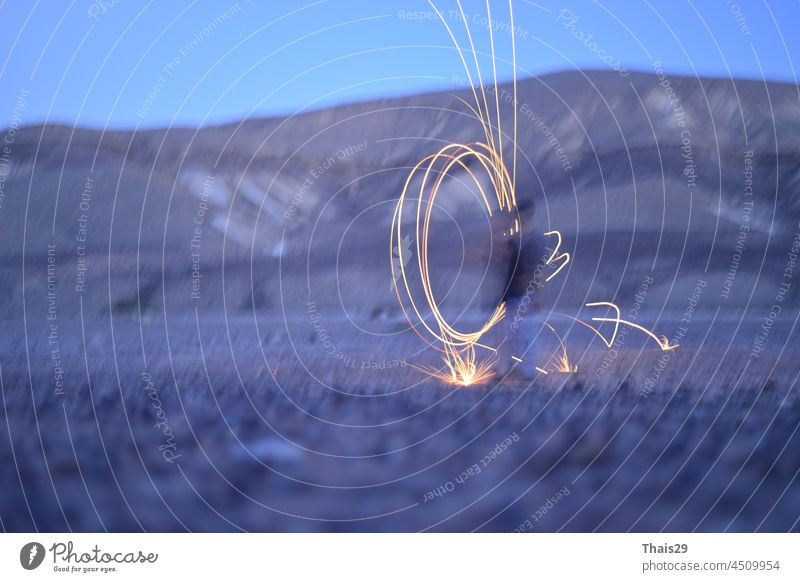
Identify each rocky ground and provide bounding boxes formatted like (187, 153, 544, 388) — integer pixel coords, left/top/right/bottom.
(1, 311, 798, 532)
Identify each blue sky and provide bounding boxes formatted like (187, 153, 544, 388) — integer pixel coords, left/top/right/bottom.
(1, 0, 798, 129)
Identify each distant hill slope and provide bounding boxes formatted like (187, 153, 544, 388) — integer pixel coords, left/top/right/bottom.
(1, 70, 798, 322)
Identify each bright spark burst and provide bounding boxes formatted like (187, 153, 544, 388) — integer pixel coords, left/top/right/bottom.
(543, 323, 578, 373)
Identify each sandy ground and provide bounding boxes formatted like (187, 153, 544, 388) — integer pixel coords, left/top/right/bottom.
(1, 310, 798, 532)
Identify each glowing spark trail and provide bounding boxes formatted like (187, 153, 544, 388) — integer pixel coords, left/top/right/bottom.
(543, 230, 570, 282)
(390, 0, 675, 385)
(391, 0, 519, 386)
(585, 302, 678, 351)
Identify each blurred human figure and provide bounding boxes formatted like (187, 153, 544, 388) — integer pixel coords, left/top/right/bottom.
(496, 199, 546, 377)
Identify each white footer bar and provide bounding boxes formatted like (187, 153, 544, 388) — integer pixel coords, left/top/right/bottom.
(1, 533, 797, 580)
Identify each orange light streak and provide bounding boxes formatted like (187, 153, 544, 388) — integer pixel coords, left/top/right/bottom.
(391, 1, 519, 386)
(390, 1, 675, 385)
